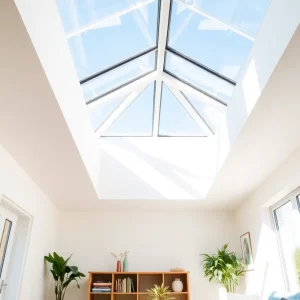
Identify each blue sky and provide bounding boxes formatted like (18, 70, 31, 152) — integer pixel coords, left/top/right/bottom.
(56, 0, 270, 136)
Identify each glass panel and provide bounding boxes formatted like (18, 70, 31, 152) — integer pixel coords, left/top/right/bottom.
(87, 94, 129, 130)
(165, 51, 234, 103)
(159, 84, 206, 137)
(182, 91, 224, 133)
(57, 0, 159, 79)
(180, 0, 271, 37)
(168, 1, 253, 80)
(0, 219, 12, 277)
(274, 201, 300, 291)
(82, 51, 156, 102)
(103, 82, 155, 136)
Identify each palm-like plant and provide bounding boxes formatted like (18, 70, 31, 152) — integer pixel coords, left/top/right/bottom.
(44, 252, 85, 300)
(201, 244, 245, 293)
(146, 284, 175, 300)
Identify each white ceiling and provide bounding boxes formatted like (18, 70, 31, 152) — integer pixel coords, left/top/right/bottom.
(0, 0, 299, 211)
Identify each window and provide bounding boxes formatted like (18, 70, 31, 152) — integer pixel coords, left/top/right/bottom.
(0, 219, 12, 277)
(56, 0, 270, 137)
(272, 188, 300, 292)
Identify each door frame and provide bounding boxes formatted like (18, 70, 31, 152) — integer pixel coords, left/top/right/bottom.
(0, 194, 33, 300)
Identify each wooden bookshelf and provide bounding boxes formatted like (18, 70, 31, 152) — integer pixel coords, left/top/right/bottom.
(88, 272, 190, 300)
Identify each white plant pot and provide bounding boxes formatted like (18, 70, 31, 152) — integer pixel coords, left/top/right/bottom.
(227, 293, 259, 300)
(219, 287, 258, 300)
(172, 278, 183, 292)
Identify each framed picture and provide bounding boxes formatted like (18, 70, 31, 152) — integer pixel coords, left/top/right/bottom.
(240, 232, 254, 270)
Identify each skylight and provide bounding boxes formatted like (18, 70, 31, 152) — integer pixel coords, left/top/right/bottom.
(57, 0, 270, 137)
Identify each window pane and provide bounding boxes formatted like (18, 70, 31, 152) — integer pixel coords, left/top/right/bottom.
(0, 219, 12, 277)
(87, 94, 129, 130)
(184, 0, 271, 37)
(103, 82, 155, 136)
(275, 201, 300, 291)
(57, 0, 159, 79)
(182, 91, 224, 133)
(159, 84, 206, 137)
(82, 51, 156, 102)
(168, 1, 253, 80)
(165, 51, 234, 104)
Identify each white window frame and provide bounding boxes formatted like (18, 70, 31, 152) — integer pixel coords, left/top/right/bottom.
(271, 187, 300, 292)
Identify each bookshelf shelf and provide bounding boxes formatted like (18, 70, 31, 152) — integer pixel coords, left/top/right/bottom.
(88, 272, 190, 300)
(113, 293, 137, 295)
(90, 292, 111, 295)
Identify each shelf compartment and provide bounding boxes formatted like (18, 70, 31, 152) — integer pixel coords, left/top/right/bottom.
(138, 274, 163, 292)
(90, 294, 111, 300)
(164, 274, 188, 293)
(114, 274, 137, 293)
(114, 294, 137, 300)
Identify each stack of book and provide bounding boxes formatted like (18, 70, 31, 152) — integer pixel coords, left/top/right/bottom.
(115, 278, 135, 293)
(92, 281, 112, 293)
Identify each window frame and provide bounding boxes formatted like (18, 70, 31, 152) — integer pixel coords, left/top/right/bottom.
(164, 0, 238, 87)
(271, 187, 300, 292)
(0, 219, 12, 278)
(78, 0, 162, 95)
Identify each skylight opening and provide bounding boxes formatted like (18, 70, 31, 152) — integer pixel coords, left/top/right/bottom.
(57, 0, 271, 138)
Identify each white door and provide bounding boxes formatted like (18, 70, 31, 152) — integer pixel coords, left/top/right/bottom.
(0, 207, 18, 300)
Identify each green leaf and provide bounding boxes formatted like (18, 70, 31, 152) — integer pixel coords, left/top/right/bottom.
(69, 266, 78, 274)
(63, 278, 74, 289)
(52, 261, 61, 276)
(44, 255, 54, 263)
(51, 269, 58, 281)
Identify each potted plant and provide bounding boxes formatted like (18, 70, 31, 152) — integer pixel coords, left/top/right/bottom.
(44, 252, 85, 300)
(201, 244, 245, 299)
(146, 284, 175, 300)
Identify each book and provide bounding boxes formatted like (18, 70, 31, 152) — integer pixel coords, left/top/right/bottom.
(114, 277, 134, 293)
(122, 278, 126, 293)
(92, 288, 111, 293)
(93, 283, 112, 286)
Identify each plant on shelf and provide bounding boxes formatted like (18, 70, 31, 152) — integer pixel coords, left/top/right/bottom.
(44, 252, 85, 300)
(201, 243, 245, 293)
(146, 284, 175, 300)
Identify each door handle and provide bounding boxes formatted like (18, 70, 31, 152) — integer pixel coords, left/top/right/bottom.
(0, 280, 7, 294)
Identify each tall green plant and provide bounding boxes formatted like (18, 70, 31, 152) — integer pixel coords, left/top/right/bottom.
(44, 252, 85, 300)
(201, 244, 245, 293)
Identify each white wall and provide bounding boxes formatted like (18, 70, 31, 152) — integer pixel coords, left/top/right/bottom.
(59, 211, 238, 300)
(218, 0, 300, 167)
(236, 145, 300, 299)
(0, 144, 60, 300)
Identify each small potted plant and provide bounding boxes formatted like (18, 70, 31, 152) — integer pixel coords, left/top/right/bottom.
(44, 252, 85, 300)
(201, 244, 245, 299)
(146, 284, 175, 300)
